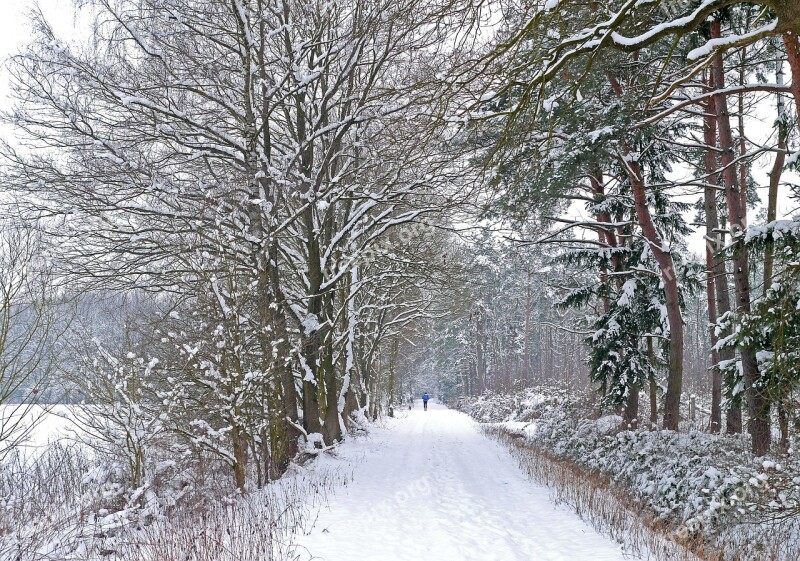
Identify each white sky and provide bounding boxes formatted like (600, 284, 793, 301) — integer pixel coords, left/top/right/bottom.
(0, 0, 77, 90)
(0, 0, 796, 258)
(0, 0, 80, 142)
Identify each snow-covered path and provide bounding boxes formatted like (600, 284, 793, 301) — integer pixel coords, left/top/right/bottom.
(295, 401, 636, 561)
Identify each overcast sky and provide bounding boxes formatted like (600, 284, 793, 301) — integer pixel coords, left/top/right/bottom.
(0, 0, 79, 137)
(0, 0, 40, 101)
(0, 1, 76, 83)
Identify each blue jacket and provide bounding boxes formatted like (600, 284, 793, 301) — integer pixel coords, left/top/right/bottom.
(422, 393, 429, 401)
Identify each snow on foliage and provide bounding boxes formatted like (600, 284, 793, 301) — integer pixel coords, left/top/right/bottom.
(456, 386, 800, 552)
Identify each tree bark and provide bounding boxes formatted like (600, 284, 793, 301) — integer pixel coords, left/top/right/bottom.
(783, 31, 800, 126)
(647, 337, 658, 427)
(605, 71, 683, 429)
(778, 400, 790, 452)
(705, 249, 722, 433)
(776, 1, 800, 36)
(322, 338, 342, 443)
(273, 282, 301, 470)
(231, 423, 248, 493)
(703, 85, 723, 433)
(625, 382, 639, 429)
(769, 57, 790, 451)
(387, 337, 399, 411)
(625, 158, 684, 430)
(293, 70, 324, 436)
(524, 267, 533, 380)
(737, 45, 750, 217)
(590, 169, 621, 313)
(475, 306, 487, 392)
(765, 57, 789, 290)
(711, 19, 769, 455)
(255, 19, 302, 470)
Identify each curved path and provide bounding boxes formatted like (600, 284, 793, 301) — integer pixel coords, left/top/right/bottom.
(294, 401, 636, 561)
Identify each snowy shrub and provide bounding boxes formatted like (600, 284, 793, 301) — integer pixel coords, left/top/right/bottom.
(530, 402, 800, 531)
(452, 382, 571, 423)
(466, 388, 800, 558)
(0, 440, 344, 561)
(0, 444, 89, 540)
(78, 452, 195, 527)
(347, 408, 370, 435)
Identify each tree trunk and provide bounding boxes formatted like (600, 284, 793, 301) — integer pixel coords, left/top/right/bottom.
(606, 71, 683, 429)
(778, 399, 790, 452)
(591, 170, 618, 314)
(782, 32, 800, 131)
(765, 58, 789, 290)
(737, 50, 749, 217)
(647, 337, 658, 427)
(524, 268, 532, 380)
(775, 44, 800, 453)
(475, 306, 487, 392)
(777, 1, 800, 36)
(300, 205, 325, 436)
(625, 382, 639, 429)
(387, 337, 399, 411)
(625, 158, 684, 430)
(343, 386, 359, 426)
(360, 354, 372, 410)
(231, 423, 248, 493)
(758, 53, 788, 446)
(705, 249, 722, 433)
(268, 250, 301, 473)
(322, 341, 342, 444)
(711, 19, 769, 455)
(254, 24, 301, 470)
(703, 86, 722, 433)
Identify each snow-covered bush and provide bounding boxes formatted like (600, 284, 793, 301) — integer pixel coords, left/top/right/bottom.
(0, 444, 88, 542)
(533, 409, 774, 528)
(464, 387, 800, 557)
(70, 340, 166, 491)
(0, 438, 343, 561)
(451, 382, 571, 423)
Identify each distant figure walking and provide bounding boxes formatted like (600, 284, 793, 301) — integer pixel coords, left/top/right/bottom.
(422, 392, 430, 411)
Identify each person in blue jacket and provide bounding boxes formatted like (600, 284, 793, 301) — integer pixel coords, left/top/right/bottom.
(422, 392, 429, 411)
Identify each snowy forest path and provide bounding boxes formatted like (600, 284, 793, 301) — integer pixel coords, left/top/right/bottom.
(293, 401, 637, 561)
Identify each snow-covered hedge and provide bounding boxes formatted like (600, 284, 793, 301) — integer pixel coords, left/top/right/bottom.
(456, 387, 800, 537)
(534, 407, 799, 532)
(449, 384, 569, 424)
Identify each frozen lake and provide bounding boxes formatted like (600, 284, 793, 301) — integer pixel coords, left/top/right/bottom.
(0, 404, 81, 455)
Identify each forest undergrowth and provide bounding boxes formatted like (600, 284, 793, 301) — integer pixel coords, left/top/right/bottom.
(0, 437, 354, 561)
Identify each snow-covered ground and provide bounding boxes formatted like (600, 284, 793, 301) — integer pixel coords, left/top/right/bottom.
(294, 401, 636, 561)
